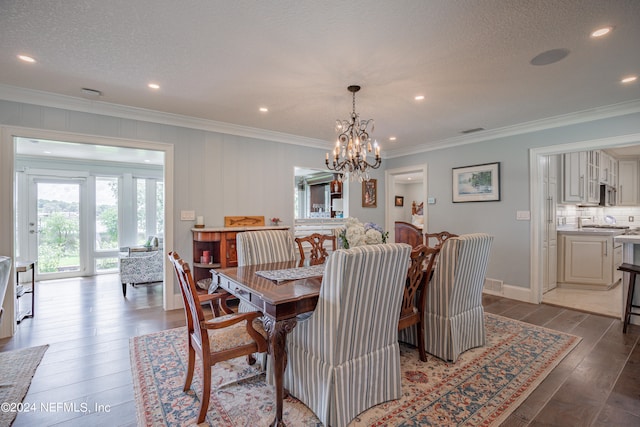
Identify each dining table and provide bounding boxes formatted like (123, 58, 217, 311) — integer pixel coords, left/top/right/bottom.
(211, 260, 324, 427)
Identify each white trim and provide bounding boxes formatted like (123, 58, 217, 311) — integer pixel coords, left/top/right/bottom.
(1, 126, 178, 322)
(483, 283, 532, 303)
(529, 132, 640, 307)
(386, 100, 640, 159)
(0, 84, 328, 150)
(384, 164, 428, 240)
(3, 84, 640, 160)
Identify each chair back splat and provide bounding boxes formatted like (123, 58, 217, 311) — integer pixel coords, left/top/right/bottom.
(167, 251, 267, 424)
(398, 244, 439, 362)
(295, 233, 337, 265)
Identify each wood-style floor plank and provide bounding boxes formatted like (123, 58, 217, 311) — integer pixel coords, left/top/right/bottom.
(1, 277, 639, 426)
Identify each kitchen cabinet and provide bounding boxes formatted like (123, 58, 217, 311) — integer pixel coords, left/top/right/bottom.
(561, 151, 599, 204)
(558, 232, 623, 289)
(599, 151, 617, 186)
(618, 160, 638, 206)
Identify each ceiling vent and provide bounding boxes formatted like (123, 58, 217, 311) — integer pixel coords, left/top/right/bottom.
(461, 127, 485, 134)
(81, 87, 102, 98)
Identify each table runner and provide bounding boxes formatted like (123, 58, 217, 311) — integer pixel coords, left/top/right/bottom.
(255, 264, 325, 283)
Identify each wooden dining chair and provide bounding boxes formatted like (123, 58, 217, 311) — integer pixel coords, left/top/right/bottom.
(398, 244, 439, 362)
(168, 251, 268, 423)
(425, 231, 458, 249)
(295, 233, 336, 265)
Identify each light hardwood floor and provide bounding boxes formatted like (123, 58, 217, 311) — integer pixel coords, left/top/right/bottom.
(1, 274, 639, 426)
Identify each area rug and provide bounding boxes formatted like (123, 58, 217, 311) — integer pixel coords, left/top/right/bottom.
(130, 314, 580, 426)
(0, 345, 49, 426)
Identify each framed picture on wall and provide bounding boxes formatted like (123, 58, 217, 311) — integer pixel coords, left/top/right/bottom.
(452, 162, 500, 202)
(362, 179, 377, 208)
(395, 196, 404, 206)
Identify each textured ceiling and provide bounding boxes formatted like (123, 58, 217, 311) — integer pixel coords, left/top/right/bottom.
(1, 0, 639, 157)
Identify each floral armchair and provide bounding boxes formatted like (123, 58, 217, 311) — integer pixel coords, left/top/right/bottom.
(119, 247, 163, 296)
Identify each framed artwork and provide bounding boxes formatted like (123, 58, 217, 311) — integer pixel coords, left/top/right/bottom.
(452, 162, 500, 202)
(395, 196, 404, 207)
(362, 179, 377, 208)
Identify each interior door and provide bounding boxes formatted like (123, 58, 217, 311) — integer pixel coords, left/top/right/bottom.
(28, 176, 87, 280)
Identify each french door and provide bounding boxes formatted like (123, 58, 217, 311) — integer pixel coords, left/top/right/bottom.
(28, 176, 88, 280)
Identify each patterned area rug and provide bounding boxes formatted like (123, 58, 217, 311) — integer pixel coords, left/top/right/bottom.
(130, 313, 580, 426)
(0, 345, 49, 426)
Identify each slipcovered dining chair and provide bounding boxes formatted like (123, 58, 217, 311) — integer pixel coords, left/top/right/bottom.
(423, 233, 493, 362)
(168, 252, 268, 424)
(295, 233, 336, 265)
(284, 243, 412, 427)
(236, 229, 296, 266)
(236, 229, 297, 367)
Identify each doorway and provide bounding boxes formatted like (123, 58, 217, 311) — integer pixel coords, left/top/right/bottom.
(530, 132, 640, 318)
(385, 164, 428, 241)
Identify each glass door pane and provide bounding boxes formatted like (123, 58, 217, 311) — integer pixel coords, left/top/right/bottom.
(29, 179, 84, 279)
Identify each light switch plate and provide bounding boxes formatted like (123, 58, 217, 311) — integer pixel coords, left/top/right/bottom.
(516, 210, 531, 220)
(181, 210, 196, 221)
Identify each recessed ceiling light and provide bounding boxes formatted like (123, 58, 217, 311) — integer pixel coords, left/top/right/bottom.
(389, 136, 397, 141)
(407, 177, 412, 180)
(148, 83, 160, 89)
(414, 95, 425, 101)
(17, 54, 36, 63)
(43, 151, 51, 154)
(259, 107, 268, 113)
(591, 26, 613, 38)
(144, 159, 151, 163)
(621, 75, 638, 84)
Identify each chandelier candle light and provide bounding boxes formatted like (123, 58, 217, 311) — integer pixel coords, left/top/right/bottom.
(326, 85, 381, 182)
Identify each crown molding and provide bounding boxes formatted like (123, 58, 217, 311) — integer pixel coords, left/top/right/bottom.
(385, 99, 640, 159)
(3, 84, 639, 159)
(0, 84, 328, 150)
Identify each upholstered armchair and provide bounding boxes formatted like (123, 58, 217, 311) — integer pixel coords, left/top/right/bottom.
(423, 233, 493, 362)
(119, 249, 164, 296)
(284, 243, 412, 427)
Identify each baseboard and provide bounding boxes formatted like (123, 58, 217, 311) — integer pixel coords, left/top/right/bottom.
(483, 278, 534, 303)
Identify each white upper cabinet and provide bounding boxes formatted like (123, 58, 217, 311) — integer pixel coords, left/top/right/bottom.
(618, 159, 639, 206)
(562, 151, 599, 205)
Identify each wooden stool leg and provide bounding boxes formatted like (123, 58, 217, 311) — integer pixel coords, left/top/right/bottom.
(624, 272, 636, 333)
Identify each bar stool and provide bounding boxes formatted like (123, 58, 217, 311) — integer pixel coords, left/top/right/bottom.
(617, 263, 640, 333)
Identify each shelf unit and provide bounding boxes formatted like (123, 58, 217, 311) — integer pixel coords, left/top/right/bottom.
(191, 226, 290, 284)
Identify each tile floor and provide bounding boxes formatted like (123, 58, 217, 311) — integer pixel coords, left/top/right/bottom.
(542, 282, 622, 318)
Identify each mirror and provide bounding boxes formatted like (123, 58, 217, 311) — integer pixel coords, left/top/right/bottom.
(294, 167, 344, 219)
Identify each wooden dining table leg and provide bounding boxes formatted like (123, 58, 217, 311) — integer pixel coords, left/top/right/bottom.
(263, 317, 297, 427)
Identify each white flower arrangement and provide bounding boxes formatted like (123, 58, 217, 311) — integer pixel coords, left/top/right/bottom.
(339, 217, 388, 249)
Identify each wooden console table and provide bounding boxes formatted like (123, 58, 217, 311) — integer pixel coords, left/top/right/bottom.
(16, 261, 35, 323)
(191, 226, 289, 284)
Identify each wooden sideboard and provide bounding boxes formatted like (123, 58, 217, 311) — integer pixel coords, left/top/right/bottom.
(191, 226, 290, 283)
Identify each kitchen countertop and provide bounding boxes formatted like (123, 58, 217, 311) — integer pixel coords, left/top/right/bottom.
(615, 234, 640, 244)
(557, 226, 627, 236)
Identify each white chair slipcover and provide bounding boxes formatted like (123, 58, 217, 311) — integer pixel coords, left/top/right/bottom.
(236, 229, 297, 370)
(0, 256, 12, 325)
(284, 243, 412, 427)
(423, 233, 493, 362)
(236, 229, 296, 266)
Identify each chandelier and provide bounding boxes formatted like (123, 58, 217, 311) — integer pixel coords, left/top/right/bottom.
(326, 85, 381, 182)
